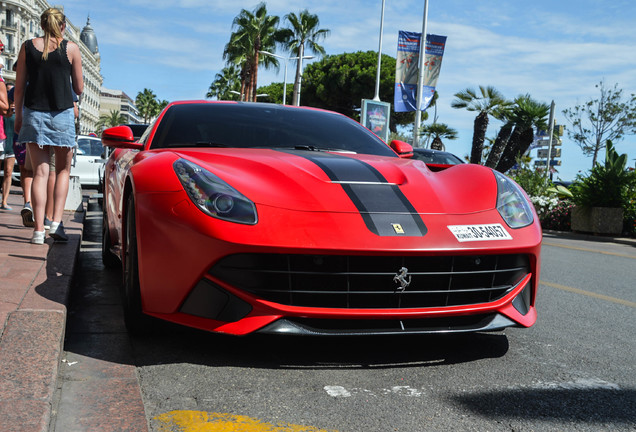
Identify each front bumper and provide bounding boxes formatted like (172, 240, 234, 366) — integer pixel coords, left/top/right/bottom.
(135, 190, 541, 336)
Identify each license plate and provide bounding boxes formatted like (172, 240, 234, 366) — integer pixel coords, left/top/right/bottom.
(447, 223, 512, 242)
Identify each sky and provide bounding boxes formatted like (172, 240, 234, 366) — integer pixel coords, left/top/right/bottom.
(59, 0, 636, 181)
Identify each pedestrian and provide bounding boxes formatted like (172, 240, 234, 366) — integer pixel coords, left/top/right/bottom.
(2, 82, 16, 211)
(0, 39, 10, 210)
(7, 84, 34, 225)
(13, 7, 83, 244)
(43, 92, 79, 229)
(6, 64, 34, 225)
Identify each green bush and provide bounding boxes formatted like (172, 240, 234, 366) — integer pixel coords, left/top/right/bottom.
(623, 177, 636, 236)
(571, 141, 632, 208)
(508, 162, 552, 197)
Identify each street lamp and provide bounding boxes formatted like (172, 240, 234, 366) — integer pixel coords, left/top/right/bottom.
(259, 50, 314, 105)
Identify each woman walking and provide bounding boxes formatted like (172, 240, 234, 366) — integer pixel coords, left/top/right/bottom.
(14, 7, 83, 244)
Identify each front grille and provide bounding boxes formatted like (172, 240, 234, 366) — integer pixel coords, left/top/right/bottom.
(209, 254, 530, 309)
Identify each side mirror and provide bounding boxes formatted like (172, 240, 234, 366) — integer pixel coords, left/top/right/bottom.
(101, 126, 143, 150)
(389, 140, 414, 158)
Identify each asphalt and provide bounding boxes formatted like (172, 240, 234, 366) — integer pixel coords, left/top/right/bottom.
(0, 182, 635, 431)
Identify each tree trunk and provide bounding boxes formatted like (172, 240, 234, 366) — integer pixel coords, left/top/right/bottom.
(485, 122, 513, 168)
(496, 126, 527, 173)
(292, 44, 304, 106)
(431, 137, 443, 150)
(470, 111, 489, 164)
(515, 127, 536, 159)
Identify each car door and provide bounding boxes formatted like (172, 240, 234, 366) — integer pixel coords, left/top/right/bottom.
(73, 137, 105, 185)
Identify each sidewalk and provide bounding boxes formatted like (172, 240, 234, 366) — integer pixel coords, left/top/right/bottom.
(0, 185, 84, 432)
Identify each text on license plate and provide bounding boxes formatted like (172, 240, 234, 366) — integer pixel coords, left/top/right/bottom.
(447, 224, 512, 242)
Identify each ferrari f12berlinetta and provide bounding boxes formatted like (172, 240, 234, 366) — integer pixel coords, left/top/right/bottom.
(101, 101, 541, 336)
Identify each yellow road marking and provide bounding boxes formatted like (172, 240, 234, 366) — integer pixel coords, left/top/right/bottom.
(154, 411, 338, 432)
(542, 281, 636, 308)
(542, 241, 636, 260)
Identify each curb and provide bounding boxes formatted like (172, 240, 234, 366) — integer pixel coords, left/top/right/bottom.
(0, 204, 84, 432)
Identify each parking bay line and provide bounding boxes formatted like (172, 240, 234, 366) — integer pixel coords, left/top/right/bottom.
(541, 281, 636, 308)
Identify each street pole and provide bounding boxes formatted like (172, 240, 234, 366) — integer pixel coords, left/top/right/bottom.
(546, 100, 555, 179)
(373, 0, 386, 101)
(282, 60, 289, 105)
(260, 50, 315, 105)
(412, 0, 429, 148)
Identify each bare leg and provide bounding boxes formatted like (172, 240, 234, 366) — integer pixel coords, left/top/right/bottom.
(52, 146, 73, 223)
(28, 143, 51, 232)
(1, 156, 15, 207)
(46, 169, 55, 220)
(22, 170, 33, 204)
(22, 145, 33, 205)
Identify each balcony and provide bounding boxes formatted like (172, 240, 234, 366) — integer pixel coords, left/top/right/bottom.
(1, 20, 18, 31)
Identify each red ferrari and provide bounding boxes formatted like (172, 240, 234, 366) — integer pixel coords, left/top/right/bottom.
(101, 101, 541, 336)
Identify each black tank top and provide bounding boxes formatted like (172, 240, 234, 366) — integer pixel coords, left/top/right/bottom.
(24, 39, 74, 111)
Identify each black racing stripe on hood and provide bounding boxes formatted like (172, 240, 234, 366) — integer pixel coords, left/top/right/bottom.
(280, 150, 427, 237)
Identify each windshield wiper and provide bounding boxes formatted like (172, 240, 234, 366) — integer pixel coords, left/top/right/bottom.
(292, 145, 356, 154)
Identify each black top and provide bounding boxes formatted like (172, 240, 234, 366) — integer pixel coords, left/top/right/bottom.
(24, 39, 74, 112)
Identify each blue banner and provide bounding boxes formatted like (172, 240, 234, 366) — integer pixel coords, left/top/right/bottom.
(394, 32, 447, 112)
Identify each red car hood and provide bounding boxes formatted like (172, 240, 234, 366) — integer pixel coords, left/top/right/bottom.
(172, 148, 497, 215)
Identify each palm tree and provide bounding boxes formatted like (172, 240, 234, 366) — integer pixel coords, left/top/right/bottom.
(282, 10, 330, 106)
(97, 110, 127, 131)
(451, 86, 510, 164)
(223, 37, 252, 100)
(136, 88, 158, 123)
(157, 99, 169, 114)
(224, 3, 283, 102)
(496, 95, 550, 173)
(420, 123, 457, 151)
(207, 65, 241, 100)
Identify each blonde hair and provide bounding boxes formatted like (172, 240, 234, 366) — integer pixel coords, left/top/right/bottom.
(40, 8, 65, 61)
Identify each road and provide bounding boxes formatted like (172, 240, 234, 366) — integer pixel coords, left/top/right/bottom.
(51, 195, 636, 431)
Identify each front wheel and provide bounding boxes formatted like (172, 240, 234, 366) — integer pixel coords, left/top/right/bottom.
(101, 203, 118, 269)
(122, 194, 152, 335)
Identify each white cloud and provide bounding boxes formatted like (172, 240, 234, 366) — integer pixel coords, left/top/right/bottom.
(58, 0, 636, 178)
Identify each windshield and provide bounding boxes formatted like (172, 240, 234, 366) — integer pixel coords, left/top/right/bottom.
(412, 149, 464, 165)
(77, 138, 104, 157)
(149, 103, 397, 158)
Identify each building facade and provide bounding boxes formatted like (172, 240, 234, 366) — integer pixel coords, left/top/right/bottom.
(0, 1, 103, 134)
(100, 87, 141, 126)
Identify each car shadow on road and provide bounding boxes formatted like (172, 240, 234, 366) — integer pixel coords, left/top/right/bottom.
(127, 324, 510, 370)
(452, 387, 636, 425)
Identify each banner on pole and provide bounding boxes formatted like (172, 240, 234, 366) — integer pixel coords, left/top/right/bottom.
(361, 99, 391, 142)
(394, 31, 447, 112)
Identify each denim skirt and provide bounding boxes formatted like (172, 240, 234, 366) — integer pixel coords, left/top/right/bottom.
(19, 107, 76, 148)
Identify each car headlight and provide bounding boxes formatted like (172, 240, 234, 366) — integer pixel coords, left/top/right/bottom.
(494, 170, 534, 229)
(173, 159, 258, 225)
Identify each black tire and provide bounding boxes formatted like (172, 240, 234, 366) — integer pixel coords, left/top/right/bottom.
(122, 194, 152, 335)
(97, 172, 104, 206)
(101, 204, 119, 269)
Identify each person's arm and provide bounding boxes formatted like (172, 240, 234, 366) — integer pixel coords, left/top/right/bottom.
(67, 41, 83, 96)
(13, 42, 27, 133)
(0, 80, 7, 115)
